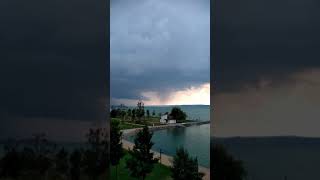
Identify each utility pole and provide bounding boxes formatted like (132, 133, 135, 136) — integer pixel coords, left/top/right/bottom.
(159, 148, 162, 164)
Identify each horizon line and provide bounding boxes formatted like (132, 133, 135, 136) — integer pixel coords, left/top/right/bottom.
(145, 103, 210, 106)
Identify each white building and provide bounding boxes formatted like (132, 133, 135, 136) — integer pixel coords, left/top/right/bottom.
(160, 114, 168, 124)
(160, 114, 176, 124)
(167, 119, 177, 124)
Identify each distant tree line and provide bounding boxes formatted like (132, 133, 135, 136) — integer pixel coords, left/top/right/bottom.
(110, 100, 157, 123)
(0, 129, 109, 180)
(111, 101, 187, 123)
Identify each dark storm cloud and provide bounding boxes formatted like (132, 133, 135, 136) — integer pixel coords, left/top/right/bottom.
(212, 0, 320, 137)
(214, 0, 320, 93)
(111, 0, 210, 102)
(0, 0, 108, 123)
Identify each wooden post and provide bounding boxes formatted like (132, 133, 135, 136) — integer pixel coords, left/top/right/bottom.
(159, 148, 162, 164)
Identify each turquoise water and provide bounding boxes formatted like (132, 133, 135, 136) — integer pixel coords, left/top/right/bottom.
(128, 105, 210, 167)
(144, 105, 210, 121)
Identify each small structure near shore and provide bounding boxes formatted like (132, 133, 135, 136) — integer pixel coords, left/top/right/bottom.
(160, 114, 176, 124)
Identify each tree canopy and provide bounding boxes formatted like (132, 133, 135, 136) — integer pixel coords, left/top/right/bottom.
(126, 126, 158, 180)
(171, 147, 204, 180)
(170, 107, 187, 121)
(212, 144, 247, 180)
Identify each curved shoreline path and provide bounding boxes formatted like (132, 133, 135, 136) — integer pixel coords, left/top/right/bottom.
(121, 123, 210, 180)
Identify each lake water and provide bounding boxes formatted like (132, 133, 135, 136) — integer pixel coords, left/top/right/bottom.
(213, 137, 320, 180)
(144, 105, 210, 122)
(128, 105, 210, 167)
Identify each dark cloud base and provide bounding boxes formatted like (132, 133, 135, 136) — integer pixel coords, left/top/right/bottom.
(213, 0, 320, 93)
(0, 0, 109, 139)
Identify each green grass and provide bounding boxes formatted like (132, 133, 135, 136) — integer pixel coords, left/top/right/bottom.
(112, 118, 164, 130)
(112, 118, 144, 130)
(112, 117, 195, 130)
(110, 154, 172, 180)
(119, 122, 144, 130)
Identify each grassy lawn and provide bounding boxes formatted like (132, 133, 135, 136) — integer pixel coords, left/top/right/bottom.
(112, 118, 144, 130)
(112, 118, 165, 130)
(110, 154, 172, 180)
(119, 122, 144, 130)
(112, 117, 195, 130)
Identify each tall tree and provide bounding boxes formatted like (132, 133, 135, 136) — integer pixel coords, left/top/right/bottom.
(110, 120, 124, 180)
(212, 144, 247, 180)
(152, 110, 156, 116)
(110, 109, 118, 118)
(136, 100, 145, 122)
(127, 109, 132, 120)
(120, 110, 126, 122)
(146, 110, 150, 119)
(171, 147, 204, 180)
(69, 150, 82, 180)
(0, 147, 23, 178)
(82, 128, 109, 180)
(55, 148, 69, 178)
(132, 109, 136, 122)
(126, 126, 158, 180)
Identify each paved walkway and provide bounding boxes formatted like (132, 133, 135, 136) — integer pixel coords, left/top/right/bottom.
(121, 128, 210, 180)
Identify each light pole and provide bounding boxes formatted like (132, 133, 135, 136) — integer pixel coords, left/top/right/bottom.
(159, 148, 162, 164)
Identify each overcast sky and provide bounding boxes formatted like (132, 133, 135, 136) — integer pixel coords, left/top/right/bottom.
(213, 0, 320, 137)
(111, 0, 210, 106)
(0, 0, 108, 141)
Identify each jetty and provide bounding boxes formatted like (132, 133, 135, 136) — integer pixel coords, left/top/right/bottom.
(121, 121, 210, 138)
(181, 120, 210, 127)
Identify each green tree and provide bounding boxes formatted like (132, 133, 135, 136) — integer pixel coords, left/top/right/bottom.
(82, 128, 109, 180)
(110, 109, 118, 118)
(132, 109, 136, 122)
(26, 133, 55, 177)
(171, 147, 204, 180)
(146, 110, 150, 119)
(212, 144, 247, 180)
(120, 110, 126, 121)
(69, 150, 82, 180)
(110, 120, 125, 180)
(152, 110, 156, 116)
(0, 147, 23, 178)
(55, 148, 69, 178)
(126, 126, 158, 180)
(0, 134, 56, 179)
(127, 109, 132, 120)
(170, 107, 187, 121)
(136, 100, 145, 122)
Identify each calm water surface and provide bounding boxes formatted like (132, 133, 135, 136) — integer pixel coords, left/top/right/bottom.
(128, 105, 210, 167)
